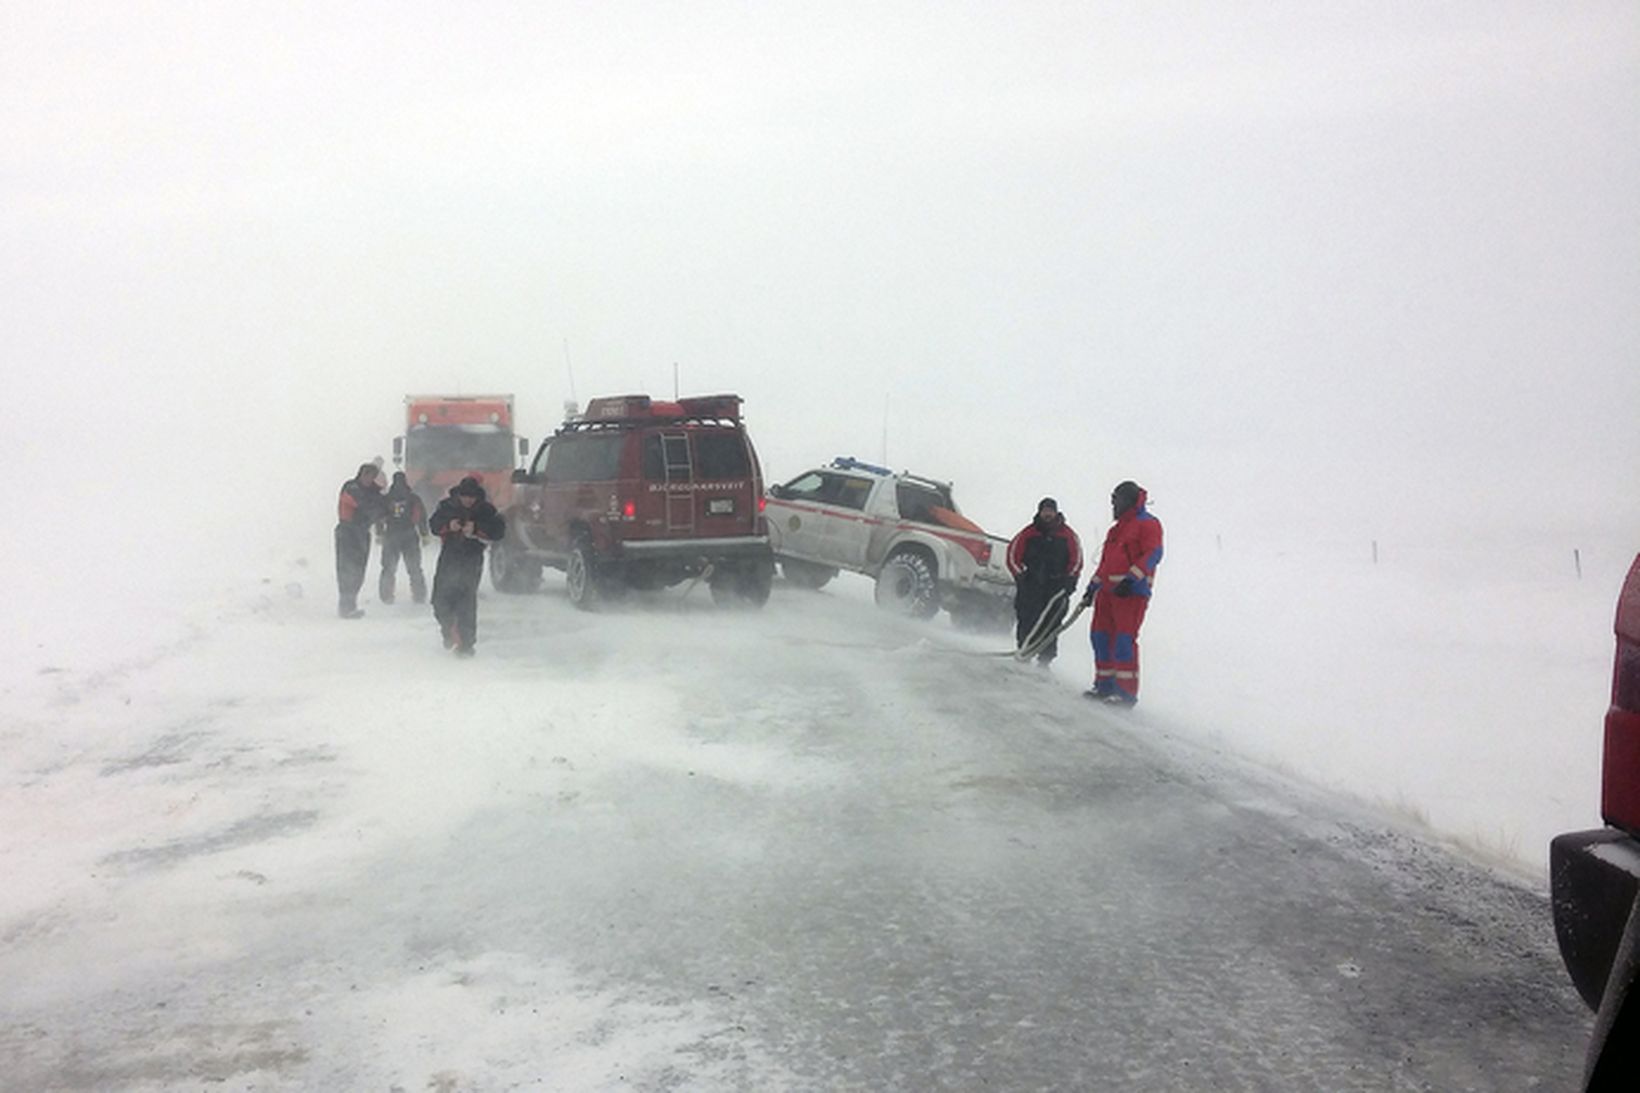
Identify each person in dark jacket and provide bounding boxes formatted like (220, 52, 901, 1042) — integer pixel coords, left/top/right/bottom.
(1005, 497, 1084, 666)
(378, 471, 429, 605)
(1079, 480, 1164, 705)
(335, 463, 386, 619)
(429, 476, 506, 656)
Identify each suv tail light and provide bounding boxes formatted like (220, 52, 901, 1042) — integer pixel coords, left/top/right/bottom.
(954, 536, 991, 567)
(622, 499, 636, 520)
(1602, 555, 1640, 835)
(757, 496, 767, 513)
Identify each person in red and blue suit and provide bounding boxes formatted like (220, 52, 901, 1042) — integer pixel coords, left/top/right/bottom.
(1079, 481, 1163, 705)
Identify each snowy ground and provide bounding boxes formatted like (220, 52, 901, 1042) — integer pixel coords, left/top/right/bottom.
(0, 537, 1606, 1089)
(1136, 526, 1628, 876)
(5, 521, 1626, 884)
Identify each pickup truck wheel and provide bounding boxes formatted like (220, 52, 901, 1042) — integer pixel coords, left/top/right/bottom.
(565, 541, 600, 611)
(875, 550, 940, 620)
(780, 558, 836, 590)
(489, 535, 542, 594)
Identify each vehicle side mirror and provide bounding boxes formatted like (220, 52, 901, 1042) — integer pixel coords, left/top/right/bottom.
(511, 468, 529, 483)
(768, 484, 788, 500)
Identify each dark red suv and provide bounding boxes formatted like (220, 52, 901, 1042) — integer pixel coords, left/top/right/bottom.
(490, 394, 774, 609)
(1551, 553, 1640, 1088)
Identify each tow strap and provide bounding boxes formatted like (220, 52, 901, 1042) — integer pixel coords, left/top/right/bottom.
(991, 589, 1087, 660)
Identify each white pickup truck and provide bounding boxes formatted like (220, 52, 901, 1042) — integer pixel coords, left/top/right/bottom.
(764, 457, 1014, 628)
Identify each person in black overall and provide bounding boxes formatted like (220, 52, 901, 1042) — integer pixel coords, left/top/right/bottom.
(378, 471, 429, 605)
(429, 477, 506, 657)
(1004, 497, 1085, 666)
(335, 463, 386, 619)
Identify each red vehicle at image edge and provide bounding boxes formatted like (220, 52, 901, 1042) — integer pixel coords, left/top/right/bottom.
(1551, 553, 1640, 1088)
(392, 395, 531, 512)
(490, 394, 774, 609)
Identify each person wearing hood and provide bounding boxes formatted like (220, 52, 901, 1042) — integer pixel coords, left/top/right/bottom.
(378, 471, 429, 605)
(1006, 497, 1084, 667)
(429, 476, 506, 656)
(335, 462, 387, 619)
(1079, 480, 1164, 705)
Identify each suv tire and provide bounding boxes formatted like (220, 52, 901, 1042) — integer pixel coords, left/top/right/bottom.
(565, 540, 601, 611)
(875, 549, 940, 619)
(709, 563, 773, 609)
(738, 562, 774, 607)
(490, 535, 543, 594)
(781, 558, 837, 590)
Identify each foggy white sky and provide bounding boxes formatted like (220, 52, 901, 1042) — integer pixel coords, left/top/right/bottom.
(3, 1, 1637, 579)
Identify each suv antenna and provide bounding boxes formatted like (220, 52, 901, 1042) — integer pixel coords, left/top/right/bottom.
(673, 361, 680, 400)
(561, 335, 577, 402)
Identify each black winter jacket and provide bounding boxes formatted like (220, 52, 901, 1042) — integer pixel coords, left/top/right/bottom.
(337, 477, 387, 529)
(1006, 514, 1084, 591)
(382, 482, 428, 536)
(430, 494, 505, 565)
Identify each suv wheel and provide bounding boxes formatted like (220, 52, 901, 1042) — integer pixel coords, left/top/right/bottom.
(708, 563, 773, 609)
(738, 562, 774, 607)
(490, 535, 542, 594)
(565, 541, 600, 611)
(875, 549, 940, 619)
(781, 558, 837, 590)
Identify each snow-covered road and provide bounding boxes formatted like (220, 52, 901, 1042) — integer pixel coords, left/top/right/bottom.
(0, 578, 1591, 1089)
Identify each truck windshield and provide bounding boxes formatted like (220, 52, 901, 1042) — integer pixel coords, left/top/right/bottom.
(405, 426, 515, 471)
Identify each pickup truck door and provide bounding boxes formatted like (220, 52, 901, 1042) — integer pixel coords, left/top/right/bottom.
(817, 474, 877, 567)
(771, 471, 874, 565)
(770, 472, 832, 562)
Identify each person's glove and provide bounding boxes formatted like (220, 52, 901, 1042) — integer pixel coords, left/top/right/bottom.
(1114, 577, 1137, 598)
(1079, 585, 1096, 608)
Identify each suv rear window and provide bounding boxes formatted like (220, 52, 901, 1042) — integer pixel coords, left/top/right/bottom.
(695, 432, 751, 479)
(642, 431, 750, 480)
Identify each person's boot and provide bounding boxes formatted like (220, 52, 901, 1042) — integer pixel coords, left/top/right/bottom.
(339, 600, 364, 620)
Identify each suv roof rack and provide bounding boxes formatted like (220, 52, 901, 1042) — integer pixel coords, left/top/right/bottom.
(579, 394, 743, 423)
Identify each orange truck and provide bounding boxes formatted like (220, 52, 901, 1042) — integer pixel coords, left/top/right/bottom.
(391, 395, 530, 511)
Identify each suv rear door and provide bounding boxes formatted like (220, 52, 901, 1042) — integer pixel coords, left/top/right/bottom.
(638, 428, 759, 540)
(691, 429, 759, 538)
